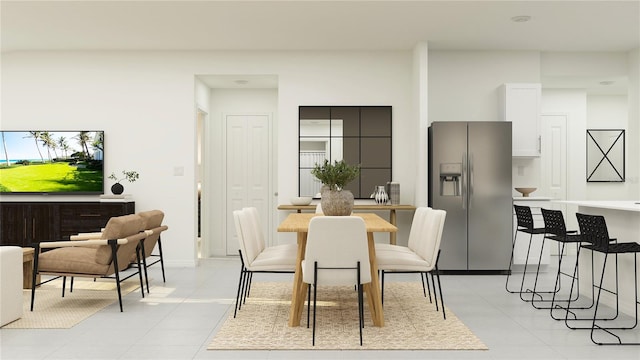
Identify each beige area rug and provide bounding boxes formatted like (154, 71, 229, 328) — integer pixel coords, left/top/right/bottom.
(208, 282, 488, 350)
(1, 277, 142, 329)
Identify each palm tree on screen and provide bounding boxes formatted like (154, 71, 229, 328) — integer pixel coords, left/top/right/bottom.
(1, 132, 9, 166)
(92, 132, 104, 152)
(74, 131, 91, 159)
(24, 131, 44, 162)
(40, 132, 55, 162)
(61, 143, 71, 159)
(57, 136, 68, 159)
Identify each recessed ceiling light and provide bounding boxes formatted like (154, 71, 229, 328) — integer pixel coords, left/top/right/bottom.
(511, 15, 532, 23)
(599, 80, 615, 85)
(234, 79, 249, 85)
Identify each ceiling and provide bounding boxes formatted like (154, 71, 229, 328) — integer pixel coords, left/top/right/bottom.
(2, 0, 638, 93)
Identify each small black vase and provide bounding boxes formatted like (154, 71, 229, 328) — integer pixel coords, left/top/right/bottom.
(111, 183, 124, 195)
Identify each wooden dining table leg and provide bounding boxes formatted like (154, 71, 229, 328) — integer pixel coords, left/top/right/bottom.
(389, 209, 397, 245)
(364, 232, 385, 327)
(288, 231, 308, 327)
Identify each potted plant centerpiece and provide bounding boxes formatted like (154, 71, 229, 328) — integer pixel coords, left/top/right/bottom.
(108, 170, 139, 195)
(311, 159, 360, 216)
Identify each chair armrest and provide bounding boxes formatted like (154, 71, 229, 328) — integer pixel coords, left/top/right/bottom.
(39, 238, 129, 249)
(70, 232, 103, 240)
(145, 225, 169, 236)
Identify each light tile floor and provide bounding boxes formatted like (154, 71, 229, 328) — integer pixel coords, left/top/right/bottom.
(1, 257, 639, 359)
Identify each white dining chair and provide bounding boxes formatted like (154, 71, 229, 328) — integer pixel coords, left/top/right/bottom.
(376, 207, 448, 319)
(232, 209, 296, 318)
(375, 207, 432, 300)
(375, 207, 429, 253)
(302, 216, 371, 346)
(244, 207, 297, 254)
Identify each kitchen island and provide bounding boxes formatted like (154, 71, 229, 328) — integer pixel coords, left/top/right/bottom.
(556, 201, 640, 316)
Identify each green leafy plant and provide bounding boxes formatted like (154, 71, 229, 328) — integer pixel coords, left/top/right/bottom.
(311, 159, 360, 191)
(108, 170, 139, 184)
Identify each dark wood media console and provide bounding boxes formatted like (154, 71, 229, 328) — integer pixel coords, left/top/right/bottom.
(0, 201, 135, 247)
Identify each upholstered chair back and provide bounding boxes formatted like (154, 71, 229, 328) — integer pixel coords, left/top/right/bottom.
(406, 207, 430, 252)
(138, 210, 166, 257)
(302, 216, 371, 286)
(95, 214, 146, 269)
(233, 210, 251, 266)
(243, 207, 266, 254)
(413, 209, 446, 269)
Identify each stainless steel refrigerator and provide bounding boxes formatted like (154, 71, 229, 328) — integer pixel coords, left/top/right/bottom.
(428, 121, 512, 273)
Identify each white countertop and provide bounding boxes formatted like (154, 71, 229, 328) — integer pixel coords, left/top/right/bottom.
(554, 200, 640, 212)
(513, 196, 553, 201)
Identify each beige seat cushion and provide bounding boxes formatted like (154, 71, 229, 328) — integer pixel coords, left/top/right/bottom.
(38, 247, 110, 275)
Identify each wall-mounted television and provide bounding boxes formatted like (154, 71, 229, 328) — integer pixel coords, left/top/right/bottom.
(0, 131, 104, 195)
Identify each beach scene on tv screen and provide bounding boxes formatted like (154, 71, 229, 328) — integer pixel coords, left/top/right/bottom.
(0, 131, 104, 193)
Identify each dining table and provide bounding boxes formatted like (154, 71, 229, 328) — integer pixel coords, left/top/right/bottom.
(277, 212, 397, 327)
(277, 204, 415, 245)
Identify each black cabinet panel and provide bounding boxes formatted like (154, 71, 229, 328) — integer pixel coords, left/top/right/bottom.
(29, 204, 55, 243)
(58, 202, 135, 239)
(0, 203, 28, 246)
(0, 202, 135, 245)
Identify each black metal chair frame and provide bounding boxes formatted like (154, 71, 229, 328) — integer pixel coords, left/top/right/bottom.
(306, 261, 365, 346)
(382, 271, 433, 304)
(574, 213, 640, 345)
(380, 249, 446, 320)
(529, 209, 586, 310)
(506, 205, 548, 302)
(30, 240, 146, 312)
(549, 248, 598, 321)
(232, 249, 294, 318)
(130, 235, 167, 294)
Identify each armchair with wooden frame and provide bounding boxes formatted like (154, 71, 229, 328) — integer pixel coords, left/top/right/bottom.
(70, 210, 169, 294)
(30, 213, 148, 312)
(132, 210, 169, 292)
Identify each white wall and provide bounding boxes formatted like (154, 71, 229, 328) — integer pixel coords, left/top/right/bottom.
(541, 52, 629, 78)
(2, 49, 637, 264)
(428, 50, 541, 122)
(1, 50, 416, 262)
(586, 95, 629, 199)
(628, 49, 640, 198)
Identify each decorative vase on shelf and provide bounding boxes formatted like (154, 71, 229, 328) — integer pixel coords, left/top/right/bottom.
(111, 183, 124, 195)
(373, 185, 389, 205)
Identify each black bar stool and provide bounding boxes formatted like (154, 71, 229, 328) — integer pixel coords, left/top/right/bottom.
(535, 209, 599, 319)
(528, 209, 584, 310)
(506, 204, 547, 301)
(575, 213, 640, 345)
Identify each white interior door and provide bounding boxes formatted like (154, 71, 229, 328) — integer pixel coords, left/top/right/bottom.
(225, 114, 272, 256)
(542, 114, 568, 202)
(542, 113, 569, 254)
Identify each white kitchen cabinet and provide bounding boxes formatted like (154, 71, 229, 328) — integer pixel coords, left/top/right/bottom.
(499, 83, 541, 157)
(512, 197, 552, 267)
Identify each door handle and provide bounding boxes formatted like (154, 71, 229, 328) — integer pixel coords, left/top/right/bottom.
(461, 154, 467, 210)
(469, 153, 474, 208)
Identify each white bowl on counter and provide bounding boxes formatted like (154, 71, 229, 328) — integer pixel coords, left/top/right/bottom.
(290, 197, 313, 206)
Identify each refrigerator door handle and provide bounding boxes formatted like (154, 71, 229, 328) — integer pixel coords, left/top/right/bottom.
(469, 152, 474, 208)
(462, 153, 467, 210)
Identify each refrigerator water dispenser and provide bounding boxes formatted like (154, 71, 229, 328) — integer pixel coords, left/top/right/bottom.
(439, 163, 462, 196)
